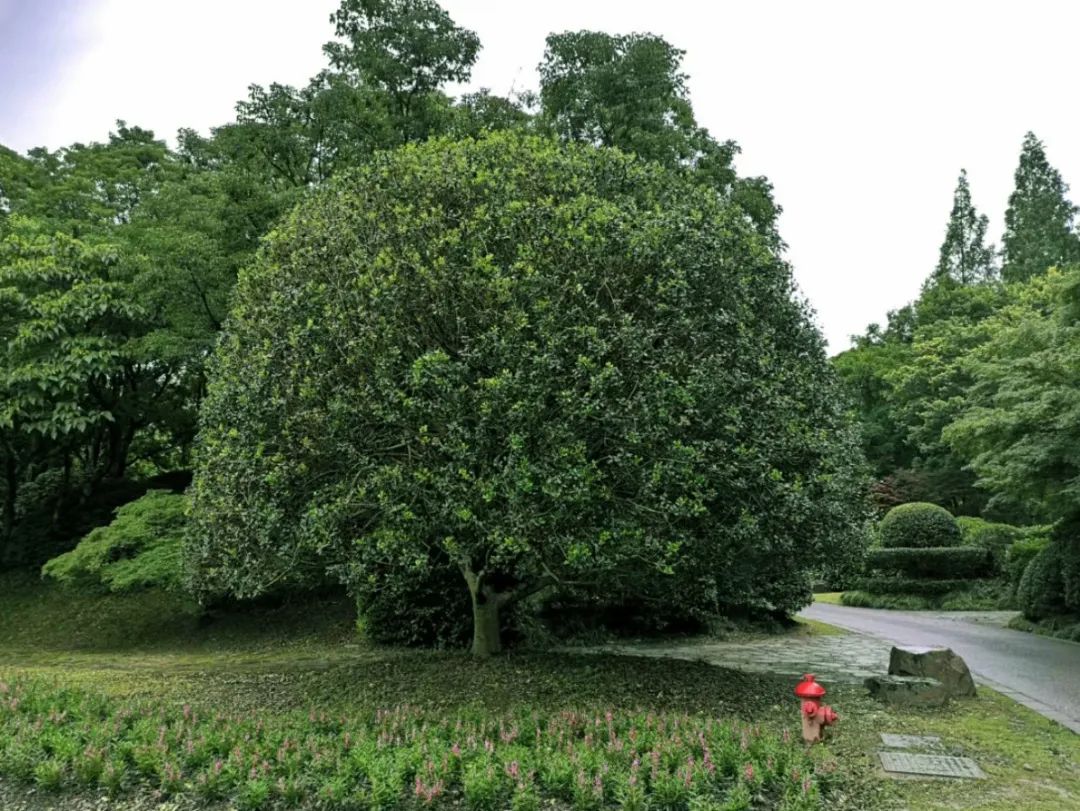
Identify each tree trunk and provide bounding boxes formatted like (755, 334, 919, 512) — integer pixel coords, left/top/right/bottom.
(461, 565, 504, 657)
(470, 589, 503, 657)
(2, 452, 16, 544)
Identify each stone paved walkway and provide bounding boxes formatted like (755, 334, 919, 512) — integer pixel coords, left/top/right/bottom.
(584, 632, 893, 684)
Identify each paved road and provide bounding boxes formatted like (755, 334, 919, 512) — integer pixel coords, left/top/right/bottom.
(800, 603, 1080, 733)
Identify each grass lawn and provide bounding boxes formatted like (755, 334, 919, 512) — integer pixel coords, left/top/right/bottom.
(0, 572, 1076, 810)
(811, 593, 844, 606)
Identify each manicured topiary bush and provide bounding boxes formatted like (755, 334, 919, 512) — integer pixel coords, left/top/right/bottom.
(878, 502, 961, 549)
(42, 491, 186, 593)
(866, 546, 991, 579)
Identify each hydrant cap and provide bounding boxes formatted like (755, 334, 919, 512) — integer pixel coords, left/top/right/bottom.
(794, 673, 826, 699)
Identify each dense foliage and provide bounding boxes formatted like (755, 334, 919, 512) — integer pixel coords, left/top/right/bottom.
(836, 132, 1080, 625)
(187, 132, 867, 655)
(42, 491, 187, 593)
(877, 502, 960, 549)
(2, 0, 781, 584)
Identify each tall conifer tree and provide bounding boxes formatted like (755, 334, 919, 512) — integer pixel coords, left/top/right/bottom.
(933, 169, 996, 285)
(1002, 132, 1079, 282)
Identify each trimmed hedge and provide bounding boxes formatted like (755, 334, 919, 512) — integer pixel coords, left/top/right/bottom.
(879, 502, 961, 548)
(854, 577, 991, 597)
(866, 546, 992, 579)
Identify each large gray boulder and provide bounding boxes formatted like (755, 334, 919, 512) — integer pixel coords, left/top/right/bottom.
(865, 675, 949, 707)
(888, 646, 976, 697)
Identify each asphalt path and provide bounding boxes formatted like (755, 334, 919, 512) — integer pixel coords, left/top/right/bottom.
(800, 602, 1080, 733)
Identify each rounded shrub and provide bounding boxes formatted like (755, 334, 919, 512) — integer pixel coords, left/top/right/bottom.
(878, 502, 960, 549)
(42, 491, 186, 593)
(1018, 542, 1067, 620)
(187, 133, 868, 651)
(1004, 534, 1050, 597)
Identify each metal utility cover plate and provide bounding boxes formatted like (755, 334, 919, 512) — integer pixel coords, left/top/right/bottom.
(879, 752, 986, 779)
(880, 734, 942, 749)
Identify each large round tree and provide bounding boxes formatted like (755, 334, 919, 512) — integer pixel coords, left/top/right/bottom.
(187, 133, 866, 655)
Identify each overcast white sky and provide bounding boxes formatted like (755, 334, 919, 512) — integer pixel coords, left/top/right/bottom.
(2, 0, 1078, 351)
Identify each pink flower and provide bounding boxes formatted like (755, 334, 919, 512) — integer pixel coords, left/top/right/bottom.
(743, 763, 755, 783)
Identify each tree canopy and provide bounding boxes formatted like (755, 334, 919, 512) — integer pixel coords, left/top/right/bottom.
(1001, 132, 1079, 283)
(932, 169, 996, 287)
(186, 133, 867, 655)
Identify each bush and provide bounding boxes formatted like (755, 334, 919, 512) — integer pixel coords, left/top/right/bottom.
(1005, 534, 1050, 596)
(853, 577, 987, 597)
(840, 591, 931, 610)
(878, 502, 960, 549)
(2, 471, 191, 570)
(841, 582, 1007, 611)
(1017, 543, 1067, 620)
(355, 555, 472, 648)
(42, 491, 186, 593)
(957, 517, 1026, 572)
(866, 546, 991, 579)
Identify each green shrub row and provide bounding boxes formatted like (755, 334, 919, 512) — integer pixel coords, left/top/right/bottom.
(866, 546, 991, 579)
(841, 583, 1008, 611)
(878, 502, 961, 549)
(853, 577, 993, 597)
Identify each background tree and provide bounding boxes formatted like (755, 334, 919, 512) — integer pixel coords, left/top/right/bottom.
(325, 0, 481, 143)
(945, 268, 1080, 520)
(187, 134, 867, 655)
(0, 221, 157, 562)
(538, 31, 779, 236)
(932, 169, 996, 286)
(1001, 132, 1079, 283)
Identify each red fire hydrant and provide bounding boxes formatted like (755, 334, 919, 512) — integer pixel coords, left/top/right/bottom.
(795, 673, 838, 743)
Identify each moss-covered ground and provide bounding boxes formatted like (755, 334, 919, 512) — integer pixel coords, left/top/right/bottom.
(0, 572, 1076, 810)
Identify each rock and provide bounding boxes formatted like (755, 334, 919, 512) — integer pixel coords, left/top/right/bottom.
(865, 675, 950, 707)
(888, 646, 976, 697)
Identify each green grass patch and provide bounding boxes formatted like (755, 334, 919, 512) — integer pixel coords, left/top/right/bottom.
(811, 593, 843, 606)
(793, 618, 846, 637)
(830, 687, 1080, 811)
(1008, 613, 1080, 642)
(0, 570, 357, 660)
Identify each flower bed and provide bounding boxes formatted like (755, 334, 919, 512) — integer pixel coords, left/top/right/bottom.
(0, 677, 827, 810)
